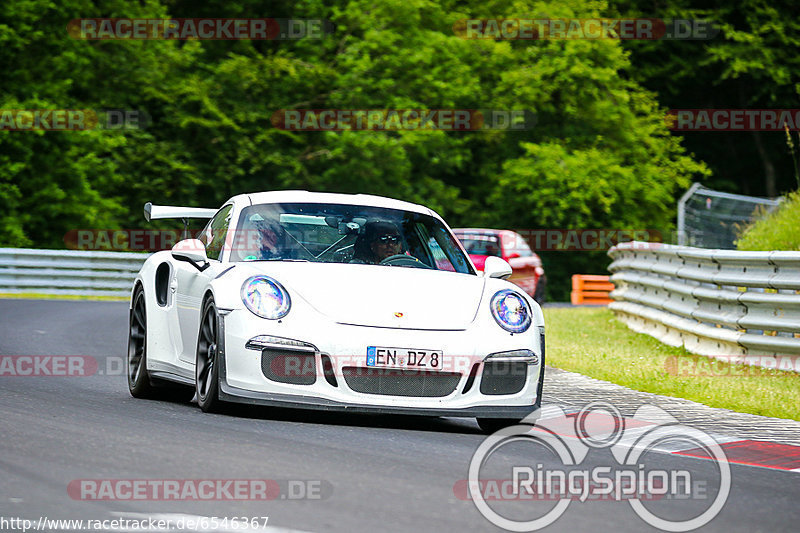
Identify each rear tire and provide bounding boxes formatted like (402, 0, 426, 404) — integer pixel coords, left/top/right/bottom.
(127, 285, 156, 398)
(127, 285, 194, 401)
(196, 297, 224, 413)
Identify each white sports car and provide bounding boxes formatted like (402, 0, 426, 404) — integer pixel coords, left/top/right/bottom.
(127, 191, 544, 432)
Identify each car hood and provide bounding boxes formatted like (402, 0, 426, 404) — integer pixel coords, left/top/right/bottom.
(239, 262, 486, 330)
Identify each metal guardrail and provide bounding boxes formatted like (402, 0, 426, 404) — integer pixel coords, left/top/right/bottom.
(0, 248, 148, 297)
(608, 242, 800, 363)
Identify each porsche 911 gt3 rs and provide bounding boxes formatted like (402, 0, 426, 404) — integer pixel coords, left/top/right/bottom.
(127, 191, 544, 432)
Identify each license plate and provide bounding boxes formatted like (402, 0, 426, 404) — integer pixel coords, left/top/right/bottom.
(366, 346, 443, 369)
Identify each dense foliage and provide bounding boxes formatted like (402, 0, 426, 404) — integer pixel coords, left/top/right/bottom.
(2, 0, 795, 298)
(736, 190, 800, 251)
(610, 0, 800, 197)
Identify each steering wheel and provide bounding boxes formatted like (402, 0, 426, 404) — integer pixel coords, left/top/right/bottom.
(379, 254, 431, 269)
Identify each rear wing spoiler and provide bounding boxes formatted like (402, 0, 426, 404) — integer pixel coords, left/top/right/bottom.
(144, 202, 218, 222)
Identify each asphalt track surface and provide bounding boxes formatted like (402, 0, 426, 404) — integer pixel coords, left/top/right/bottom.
(1, 299, 797, 532)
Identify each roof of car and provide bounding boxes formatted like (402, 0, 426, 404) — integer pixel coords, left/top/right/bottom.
(453, 228, 514, 236)
(242, 190, 434, 216)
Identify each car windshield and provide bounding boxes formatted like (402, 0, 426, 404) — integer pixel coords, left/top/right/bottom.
(456, 233, 502, 257)
(230, 202, 475, 274)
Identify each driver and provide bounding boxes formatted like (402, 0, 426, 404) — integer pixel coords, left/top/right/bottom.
(351, 221, 403, 264)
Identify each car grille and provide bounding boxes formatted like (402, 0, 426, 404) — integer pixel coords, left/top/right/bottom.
(261, 349, 316, 385)
(479, 361, 528, 395)
(341, 367, 461, 397)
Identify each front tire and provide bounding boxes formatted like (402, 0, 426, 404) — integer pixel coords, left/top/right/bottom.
(196, 297, 224, 413)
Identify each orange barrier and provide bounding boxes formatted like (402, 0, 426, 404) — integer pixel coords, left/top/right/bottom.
(570, 274, 614, 305)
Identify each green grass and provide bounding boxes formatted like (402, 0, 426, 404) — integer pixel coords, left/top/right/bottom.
(544, 307, 800, 421)
(736, 189, 800, 251)
(0, 292, 128, 302)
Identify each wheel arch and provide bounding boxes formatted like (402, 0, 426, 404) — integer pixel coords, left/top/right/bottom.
(130, 279, 144, 309)
(203, 289, 215, 306)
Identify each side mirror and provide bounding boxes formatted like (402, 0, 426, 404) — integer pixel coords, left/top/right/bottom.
(483, 256, 513, 279)
(172, 239, 209, 271)
(506, 252, 520, 260)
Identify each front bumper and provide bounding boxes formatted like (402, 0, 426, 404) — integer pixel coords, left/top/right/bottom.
(216, 308, 545, 419)
(218, 383, 541, 418)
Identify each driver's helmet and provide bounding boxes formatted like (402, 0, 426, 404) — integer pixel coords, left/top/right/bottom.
(353, 220, 403, 264)
(232, 216, 283, 261)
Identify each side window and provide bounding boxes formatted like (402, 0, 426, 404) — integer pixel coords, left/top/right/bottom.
(202, 205, 233, 260)
(427, 236, 456, 271)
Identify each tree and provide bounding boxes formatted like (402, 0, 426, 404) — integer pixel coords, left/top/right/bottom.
(2, 0, 709, 299)
(609, 0, 800, 197)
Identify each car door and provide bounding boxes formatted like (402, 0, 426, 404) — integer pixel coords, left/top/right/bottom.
(176, 204, 233, 364)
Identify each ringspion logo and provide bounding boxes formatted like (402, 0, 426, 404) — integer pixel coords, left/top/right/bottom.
(467, 403, 730, 531)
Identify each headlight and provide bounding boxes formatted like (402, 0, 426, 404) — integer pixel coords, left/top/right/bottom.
(490, 289, 531, 333)
(241, 276, 291, 319)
